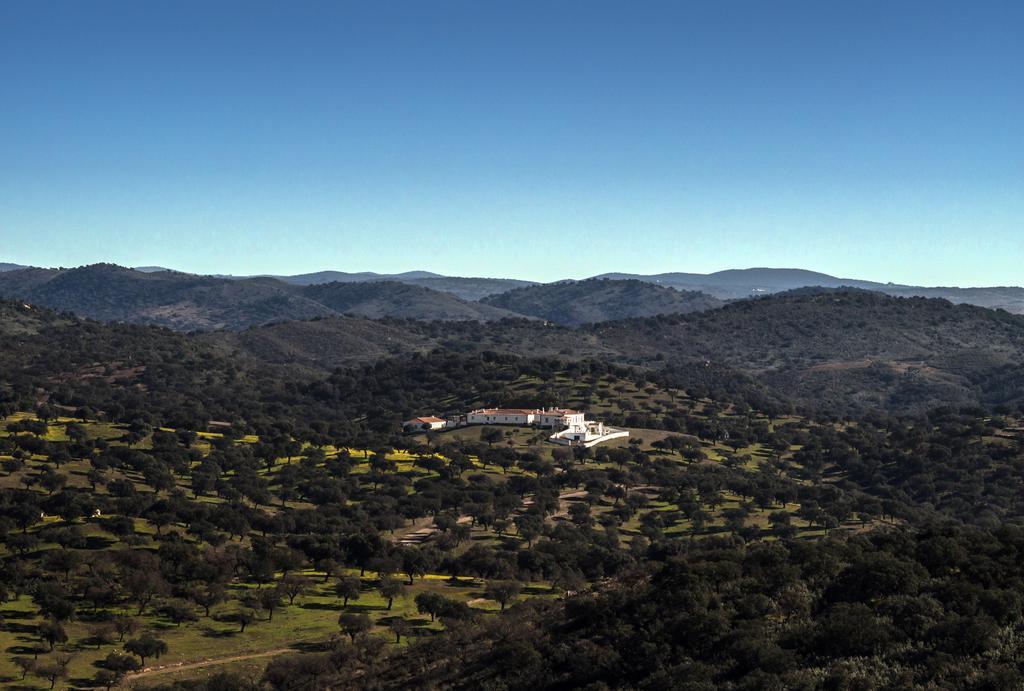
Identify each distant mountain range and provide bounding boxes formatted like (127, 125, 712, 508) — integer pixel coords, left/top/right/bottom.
(0, 262, 1022, 331)
(129, 267, 535, 300)
(594, 268, 1024, 312)
(0, 265, 520, 330)
(0, 264, 728, 330)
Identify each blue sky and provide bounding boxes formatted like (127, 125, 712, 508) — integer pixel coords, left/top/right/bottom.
(1, 1, 1021, 284)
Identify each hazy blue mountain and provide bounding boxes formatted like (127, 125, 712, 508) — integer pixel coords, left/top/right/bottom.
(109, 264, 1024, 313)
(272, 270, 444, 285)
(591, 268, 1024, 312)
(272, 271, 534, 300)
(6, 262, 1023, 318)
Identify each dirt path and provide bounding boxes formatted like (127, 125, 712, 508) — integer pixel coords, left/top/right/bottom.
(127, 647, 293, 682)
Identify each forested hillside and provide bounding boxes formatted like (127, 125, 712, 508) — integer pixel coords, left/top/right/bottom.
(4, 293, 1024, 690)
(0, 266, 529, 331)
(481, 278, 724, 324)
(0, 266, 334, 331)
(215, 290, 1024, 414)
(591, 290, 1024, 413)
(299, 281, 519, 321)
(3, 315, 1024, 688)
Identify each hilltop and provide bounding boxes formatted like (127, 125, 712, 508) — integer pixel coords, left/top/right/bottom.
(480, 278, 724, 325)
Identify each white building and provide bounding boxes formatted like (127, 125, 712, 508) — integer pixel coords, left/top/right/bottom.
(549, 419, 630, 448)
(402, 416, 449, 432)
(464, 407, 627, 448)
(465, 407, 585, 428)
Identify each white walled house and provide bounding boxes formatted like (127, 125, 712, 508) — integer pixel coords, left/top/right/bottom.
(404, 407, 627, 447)
(538, 409, 586, 428)
(465, 407, 586, 428)
(549, 419, 630, 448)
(402, 416, 448, 432)
(466, 408, 537, 426)
(463, 407, 627, 447)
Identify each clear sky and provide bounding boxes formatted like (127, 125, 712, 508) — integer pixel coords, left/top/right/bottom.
(1, 1, 1021, 285)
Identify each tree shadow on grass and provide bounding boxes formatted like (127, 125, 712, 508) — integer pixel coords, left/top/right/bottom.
(292, 640, 328, 653)
(200, 624, 240, 638)
(297, 601, 343, 612)
(331, 603, 386, 614)
(83, 535, 115, 550)
(2, 621, 39, 634)
(440, 578, 480, 589)
(6, 642, 44, 655)
(522, 585, 556, 596)
(0, 608, 35, 620)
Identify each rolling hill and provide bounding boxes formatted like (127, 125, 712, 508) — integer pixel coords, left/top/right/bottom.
(207, 315, 437, 371)
(5, 264, 1024, 415)
(0, 264, 334, 330)
(401, 276, 537, 300)
(211, 315, 617, 372)
(0, 265, 528, 330)
(298, 281, 521, 321)
(272, 271, 536, 300)
(8, 261, 1024, 312)
(274, 266, 1024, 313)
(481, 278, 724, 325)
(214, 289, 1024, 414)
(590, 289, 1024, 412)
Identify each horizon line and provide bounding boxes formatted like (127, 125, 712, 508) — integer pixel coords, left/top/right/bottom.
(2, 259, 1023, 291)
